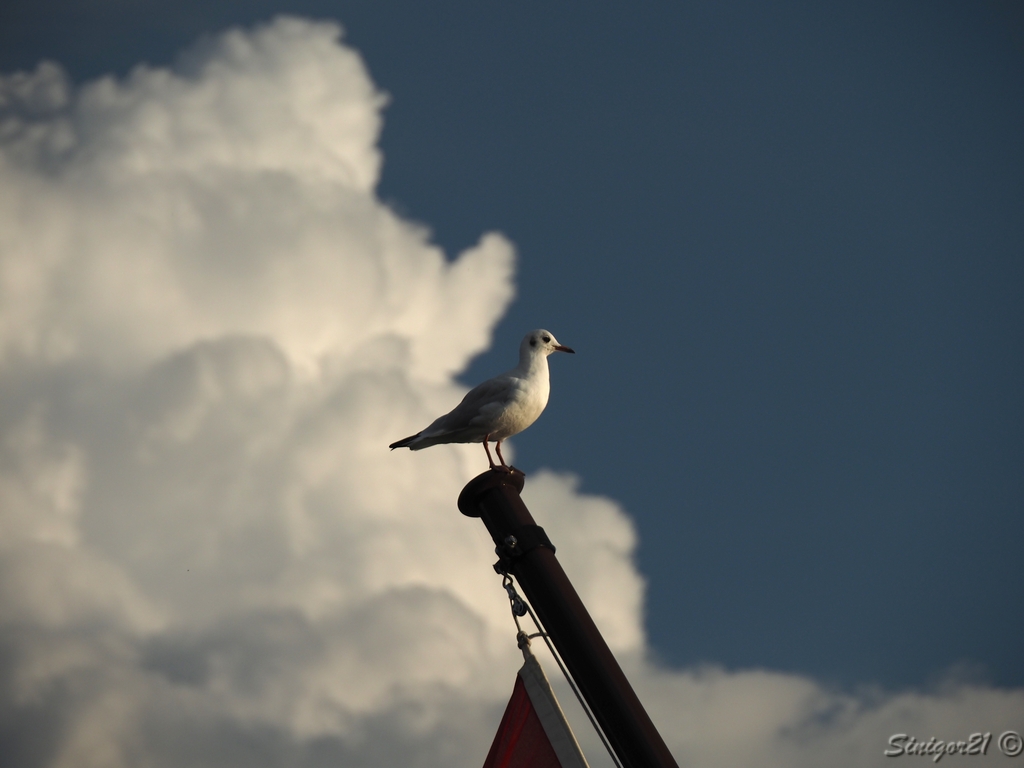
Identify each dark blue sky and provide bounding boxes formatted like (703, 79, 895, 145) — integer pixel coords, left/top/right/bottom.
(3, 0, 1021, 689)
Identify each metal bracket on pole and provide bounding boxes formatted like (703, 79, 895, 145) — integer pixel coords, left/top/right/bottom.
(493, 523, 556, 572)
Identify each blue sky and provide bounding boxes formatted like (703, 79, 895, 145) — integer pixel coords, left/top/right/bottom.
(1, 0, 1021, 739)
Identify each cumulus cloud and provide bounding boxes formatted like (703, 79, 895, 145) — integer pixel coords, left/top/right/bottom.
(0, 16, 1020, 768)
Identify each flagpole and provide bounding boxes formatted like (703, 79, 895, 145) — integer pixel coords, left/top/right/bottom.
(459, 469, 680, 768)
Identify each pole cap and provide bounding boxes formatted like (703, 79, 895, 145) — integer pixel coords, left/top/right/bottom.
(457, 468, 525, 517)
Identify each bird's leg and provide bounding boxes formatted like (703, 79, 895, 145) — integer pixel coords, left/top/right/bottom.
(483, 435, 497, 469)
(495, 440, 509, 469)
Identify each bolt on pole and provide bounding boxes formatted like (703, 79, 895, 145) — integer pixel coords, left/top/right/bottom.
(459, 468, 679, 768)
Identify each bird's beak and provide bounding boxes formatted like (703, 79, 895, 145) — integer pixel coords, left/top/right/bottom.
(554, 345, 575, 354)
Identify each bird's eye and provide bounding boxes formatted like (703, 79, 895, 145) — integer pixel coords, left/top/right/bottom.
(542, 335, 551, 343)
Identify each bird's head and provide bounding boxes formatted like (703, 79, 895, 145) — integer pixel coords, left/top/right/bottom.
(522, 329, 574, 358)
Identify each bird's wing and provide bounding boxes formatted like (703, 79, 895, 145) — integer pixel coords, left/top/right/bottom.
(421, 374, 518, 437)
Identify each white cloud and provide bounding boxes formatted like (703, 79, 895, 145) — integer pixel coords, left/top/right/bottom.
(0, 16, 1020, 768)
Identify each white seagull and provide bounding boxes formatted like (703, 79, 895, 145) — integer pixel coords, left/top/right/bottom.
(390, 329, 575, 469)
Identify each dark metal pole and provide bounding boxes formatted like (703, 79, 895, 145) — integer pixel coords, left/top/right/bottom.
(459, 469, 679, 768)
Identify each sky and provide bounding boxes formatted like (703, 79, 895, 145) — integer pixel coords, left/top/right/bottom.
(0, 2, 1022, 767)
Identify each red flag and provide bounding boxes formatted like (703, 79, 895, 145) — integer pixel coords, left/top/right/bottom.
(482, 645, 590, 768)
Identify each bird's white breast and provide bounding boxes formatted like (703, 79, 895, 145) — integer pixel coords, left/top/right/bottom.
(488, 372, 550, 440)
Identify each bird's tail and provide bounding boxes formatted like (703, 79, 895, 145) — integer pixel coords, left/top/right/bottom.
(389, 433, 420, 450)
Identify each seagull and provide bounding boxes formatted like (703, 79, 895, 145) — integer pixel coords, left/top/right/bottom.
(390, 329, 575, 470)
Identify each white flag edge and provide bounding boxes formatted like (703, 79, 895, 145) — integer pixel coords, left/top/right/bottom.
(518, 648, 592, 768)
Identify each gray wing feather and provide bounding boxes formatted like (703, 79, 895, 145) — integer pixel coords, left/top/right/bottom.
(412, 375, 517, 447)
